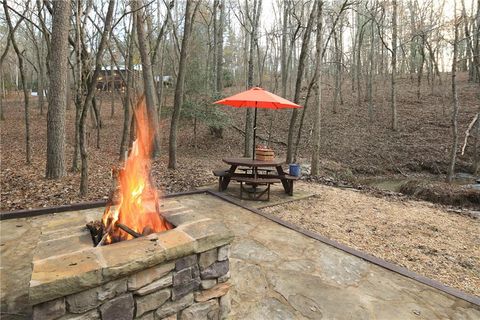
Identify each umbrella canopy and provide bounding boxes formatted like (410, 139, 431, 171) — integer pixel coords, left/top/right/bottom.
(214, 87, 302, 109)
(214, 87, 302, 160)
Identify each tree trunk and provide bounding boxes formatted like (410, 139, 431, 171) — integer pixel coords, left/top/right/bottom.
(447, 3, 460, 183)
(92, 97, 101, 149)
(244, 0, 261, 158)
(216, 0, 225, 93)
(157, 40, 166, 119)
(368, 18, 374, 122)
(37, 36, 46, 115)
(71, 0, 83, 172)
(333, 26, 340, 113)
(286, 1, 316, 163)
(339, 12, 344, 105)
(213, 0, 218, 91)
(120, 21, 135, 161)
(134, 0, 161, 158)
(473, 107, 480, 174)
(72, 65, 89, 172)
(168, 0, 197, 169)
(471, 0, 480, 83)
(356, 22, 363, 108)
(0, 69, 4, 120)
(311, 1, 323, 176)
(351, 8, 357, 92)
(426, 40, 442, 85)
(4, 0, 32, 165)
(110, 53, 115, 118)
(391, 0, 398, 131)
(409, 0, 417, 76)
(293, 71, 316, 161)
(281, 0, 289, 98)
(416, 36, 425, 100)
(80, 0, 115, 196)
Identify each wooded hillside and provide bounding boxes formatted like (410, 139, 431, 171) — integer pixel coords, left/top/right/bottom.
(1, 0, 479, 210)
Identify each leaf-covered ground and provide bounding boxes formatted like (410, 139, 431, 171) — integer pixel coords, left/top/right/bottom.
(1, 73, 479, 211)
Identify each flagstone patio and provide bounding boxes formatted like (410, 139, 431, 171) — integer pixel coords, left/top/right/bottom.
(1, 192, 479, 319)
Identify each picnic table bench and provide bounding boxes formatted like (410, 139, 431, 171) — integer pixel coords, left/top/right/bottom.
(213, 158, 299, 200)
(234, 176, 282, 201)
(213, 169, 230, 192)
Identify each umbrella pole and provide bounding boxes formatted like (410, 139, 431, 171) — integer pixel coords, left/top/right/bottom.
(253, 104, 257, 160)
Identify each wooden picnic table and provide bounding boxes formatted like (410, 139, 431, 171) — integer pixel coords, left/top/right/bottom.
(219, 157, 296, 197)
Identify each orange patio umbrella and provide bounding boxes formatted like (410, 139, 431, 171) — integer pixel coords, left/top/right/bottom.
(214, 87, 302, 159)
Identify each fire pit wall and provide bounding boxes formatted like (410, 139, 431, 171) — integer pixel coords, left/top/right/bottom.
(29, 203, 234, 320)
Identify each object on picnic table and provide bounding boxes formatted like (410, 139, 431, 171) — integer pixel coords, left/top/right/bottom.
(255, 145, 275, 161)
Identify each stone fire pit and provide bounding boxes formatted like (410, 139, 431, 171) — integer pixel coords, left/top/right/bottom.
(29, 200, 234, 320)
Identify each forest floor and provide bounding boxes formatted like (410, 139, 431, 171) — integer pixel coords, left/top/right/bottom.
(1, 73, 479, 211)
(1, 73, 479, 295)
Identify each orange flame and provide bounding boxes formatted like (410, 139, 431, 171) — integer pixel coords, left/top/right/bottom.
(101, 96, 172, 244)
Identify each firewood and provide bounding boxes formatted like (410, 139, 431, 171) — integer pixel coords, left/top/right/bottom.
(117, 222, 142, 238)
(86, 220, 104, 246)
(142, 226, 153, 236)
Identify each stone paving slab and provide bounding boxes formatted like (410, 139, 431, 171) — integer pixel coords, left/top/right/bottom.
(1, 215, 44, 320)
(178, 193, 480, 319)
(1, 192, 479, 320)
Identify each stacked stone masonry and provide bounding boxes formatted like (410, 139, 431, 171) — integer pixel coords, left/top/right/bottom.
(32, 245, 231, 320)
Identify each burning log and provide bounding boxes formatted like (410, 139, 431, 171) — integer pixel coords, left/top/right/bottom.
(86, 220, 104, 246)
(95, 226, 110, 247)
(88, 220, 154, 247)
(117, 222, 142, 238)
(142, 226, 153, 236)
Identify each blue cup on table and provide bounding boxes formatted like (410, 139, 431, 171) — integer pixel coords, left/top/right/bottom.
(289, 163, 301, 177)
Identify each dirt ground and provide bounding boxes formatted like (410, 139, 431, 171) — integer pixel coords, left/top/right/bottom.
(262, 181, 480, 297)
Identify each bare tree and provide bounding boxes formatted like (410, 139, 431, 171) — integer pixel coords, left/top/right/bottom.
(216, 0, 225, 93)
(447, 1, 460, 183)
(332, 8, 343, 114)
(45, 0, 71, 179)
(168, 0, 200, 169)
(4, 0, 31, 164)
(286, 1, 316, 163)
(134, 0, 161, 158)
(119, 18, 135, 161)
(243, 0, 262, 158)
(0, 6, 25, 122)
(367, 1, 377, 122)
(391, 0, 398, 131)
(280, 0, 290, 98)
(471, 0, 480, 82)
(79, 0, 116, 195)
(474, 107, 480, 174)
(311, 0, 323, 176)
(71, 0, 87, 172)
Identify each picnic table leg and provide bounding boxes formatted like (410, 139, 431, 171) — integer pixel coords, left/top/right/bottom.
(221, 165, 237, 191)
(218, 177, 223, 192)
(276, 166, 291, 194)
